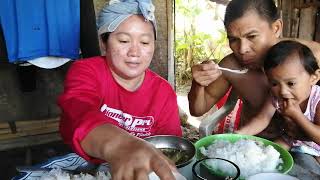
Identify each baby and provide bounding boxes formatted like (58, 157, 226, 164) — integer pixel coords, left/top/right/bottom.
(237, 40, 320, 165)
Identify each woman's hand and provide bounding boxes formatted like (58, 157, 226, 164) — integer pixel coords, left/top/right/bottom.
(81, 124, 176, 180)
(108, 138, 176, 180)
(191, 61, 222, 87)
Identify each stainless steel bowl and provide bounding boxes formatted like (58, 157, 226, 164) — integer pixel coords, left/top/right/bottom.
(144, 135, 195, 168)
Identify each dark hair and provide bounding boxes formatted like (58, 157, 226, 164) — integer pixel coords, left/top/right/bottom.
(224, 0, 279, 28)
(100, 32, 110, 43)
(264, 40, 319, 75)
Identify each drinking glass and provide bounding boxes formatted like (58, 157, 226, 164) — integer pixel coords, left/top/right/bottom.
(192, 158, 240, 180)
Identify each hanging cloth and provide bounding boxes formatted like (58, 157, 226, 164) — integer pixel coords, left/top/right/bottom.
(80, 0, 101, 58)
(0, 0, 80, 63)
(0, 25, 8, 61)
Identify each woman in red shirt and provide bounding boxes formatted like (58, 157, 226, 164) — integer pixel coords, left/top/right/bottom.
(58, 0, 182, 179)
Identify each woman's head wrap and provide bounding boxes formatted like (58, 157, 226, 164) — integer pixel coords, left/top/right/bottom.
(97, 0, 157, 39)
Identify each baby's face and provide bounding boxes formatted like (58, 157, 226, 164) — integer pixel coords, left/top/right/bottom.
(266, 54, 314, 107)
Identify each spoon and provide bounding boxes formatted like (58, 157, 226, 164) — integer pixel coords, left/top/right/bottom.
(218, 66, 248, 74)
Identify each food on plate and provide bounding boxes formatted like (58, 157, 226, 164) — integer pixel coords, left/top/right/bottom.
(159, 148, 189, 165)
(199, 139, 283, 179)
(144, 135, 195, 169)
(39, 168, 111, 180)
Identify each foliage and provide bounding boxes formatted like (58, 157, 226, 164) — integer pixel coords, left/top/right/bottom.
(175, 0, 230, 87)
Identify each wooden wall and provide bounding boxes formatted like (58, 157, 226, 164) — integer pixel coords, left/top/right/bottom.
(278, 0, 320, 41)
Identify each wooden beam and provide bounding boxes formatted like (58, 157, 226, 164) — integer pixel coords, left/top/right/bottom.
(0, 133, 62, 151)
(0, 117, 61, 151)
(210, 0, 229, 6)
(293, 0, 320, 8)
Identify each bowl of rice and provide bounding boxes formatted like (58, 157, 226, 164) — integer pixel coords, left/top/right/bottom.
(194, 134, 294, 179)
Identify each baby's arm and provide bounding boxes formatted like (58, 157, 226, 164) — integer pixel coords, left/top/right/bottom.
(290, 101, 320, 145)
(236, 96, 276, 135)
(274, 137, 291, 150)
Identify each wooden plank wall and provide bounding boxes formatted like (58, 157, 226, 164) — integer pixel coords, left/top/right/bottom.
(279, 0, 320, 41)
(0, 118, 61, 151)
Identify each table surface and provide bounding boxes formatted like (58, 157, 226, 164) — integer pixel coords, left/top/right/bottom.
(13, 153, 320, 180)
(288, 164, 320, 180)
(183, 159, 320, 180)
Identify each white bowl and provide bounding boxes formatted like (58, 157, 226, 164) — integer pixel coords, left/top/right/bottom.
(248, 173, 300, 180)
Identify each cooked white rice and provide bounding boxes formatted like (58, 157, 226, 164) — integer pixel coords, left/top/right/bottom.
(39, 168, 111, 180)
(199, 139, 283, 178)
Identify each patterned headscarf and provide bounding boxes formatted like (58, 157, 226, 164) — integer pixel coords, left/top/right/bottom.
(97, 0, 157, 39)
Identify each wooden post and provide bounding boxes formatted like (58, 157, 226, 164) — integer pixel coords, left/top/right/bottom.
(314, 8, 320, 42)
(281, 0, 293, 37)
(299, 6, 317, 40)
(291, 8, 300, 38)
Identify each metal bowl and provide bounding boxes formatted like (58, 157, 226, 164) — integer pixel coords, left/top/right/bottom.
(144, 135, 195, 168)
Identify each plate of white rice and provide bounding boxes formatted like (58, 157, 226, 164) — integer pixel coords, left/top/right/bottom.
(195, 134, 294, 179)
(13, 153, 184, 180)
(13, 153, 111, 180)
(39, 168, 111, 180)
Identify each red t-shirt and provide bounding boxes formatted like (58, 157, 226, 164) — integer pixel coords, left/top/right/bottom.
(58, 56, 182, 162)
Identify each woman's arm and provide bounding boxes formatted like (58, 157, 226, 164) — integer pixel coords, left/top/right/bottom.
(81, 124, 176, 180)
(58, 61, 176, 179)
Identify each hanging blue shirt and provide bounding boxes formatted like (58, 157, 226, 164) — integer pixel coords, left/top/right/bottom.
(0, 0, 80, 63)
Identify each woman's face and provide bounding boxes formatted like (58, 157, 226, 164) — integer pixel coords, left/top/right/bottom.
(105, 15, 155, 81)
(226, 11, 282, 69)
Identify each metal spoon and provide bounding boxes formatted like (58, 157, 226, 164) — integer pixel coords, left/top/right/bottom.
(218, 66, 248, 74)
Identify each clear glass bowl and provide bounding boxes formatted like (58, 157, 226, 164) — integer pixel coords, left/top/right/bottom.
(192, 157, 240, 180)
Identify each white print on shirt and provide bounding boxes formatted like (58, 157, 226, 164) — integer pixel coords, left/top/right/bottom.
(100, 104, 154, 135)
